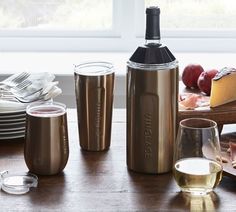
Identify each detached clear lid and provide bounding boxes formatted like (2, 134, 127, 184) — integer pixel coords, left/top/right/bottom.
(0, 171, 38, 195)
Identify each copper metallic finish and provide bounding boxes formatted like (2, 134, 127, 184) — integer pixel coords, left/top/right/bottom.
(74, 72, 114, 151)
(127, 66, 179, 174)
(24, 113, 69, 175)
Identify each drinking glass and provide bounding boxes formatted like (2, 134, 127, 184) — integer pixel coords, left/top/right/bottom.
(173, 118, 223, 195)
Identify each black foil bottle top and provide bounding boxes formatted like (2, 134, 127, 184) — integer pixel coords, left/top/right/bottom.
(129, 6, 176, 65)
(145, 7, 160, 41)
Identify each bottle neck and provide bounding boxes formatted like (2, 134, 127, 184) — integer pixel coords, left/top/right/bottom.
(145, 7, 161, 45)
(145, 39, 161, 47)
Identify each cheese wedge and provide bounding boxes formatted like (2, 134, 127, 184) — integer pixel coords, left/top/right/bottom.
(210, 67, 236, 107)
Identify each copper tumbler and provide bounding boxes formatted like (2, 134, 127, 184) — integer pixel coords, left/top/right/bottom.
(24, 101, 69, 175)
(74, 62, 115, 151)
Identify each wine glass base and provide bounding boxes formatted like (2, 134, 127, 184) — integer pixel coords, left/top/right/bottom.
(181, 188, 213, 196)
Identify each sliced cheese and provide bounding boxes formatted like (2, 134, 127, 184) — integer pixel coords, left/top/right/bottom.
(210, 68, 236, 107)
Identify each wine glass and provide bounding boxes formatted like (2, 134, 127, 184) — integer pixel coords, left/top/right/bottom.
(173, 118, 223, 195)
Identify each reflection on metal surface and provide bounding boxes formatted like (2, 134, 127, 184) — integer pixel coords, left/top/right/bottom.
(127, 65, 179, 173)
(24, 102, 69, 175)
(74, 63, 114, 151)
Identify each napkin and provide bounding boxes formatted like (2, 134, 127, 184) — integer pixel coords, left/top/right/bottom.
(0, 72, 62, 112)
(12, 72, 55, 98)
(21, 81, 62, 102)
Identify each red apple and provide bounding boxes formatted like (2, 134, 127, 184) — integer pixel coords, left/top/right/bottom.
(197, 69, 218, 96)
(182, 64, 204, 89)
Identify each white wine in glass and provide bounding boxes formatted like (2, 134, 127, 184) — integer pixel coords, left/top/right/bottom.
(173, 118, 222, 195)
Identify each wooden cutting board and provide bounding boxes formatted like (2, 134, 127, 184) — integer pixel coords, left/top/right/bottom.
(220, 133, 236, 179)
(178, 82, 236, 134)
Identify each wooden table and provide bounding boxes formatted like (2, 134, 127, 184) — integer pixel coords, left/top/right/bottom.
(0, 109, 236, 211)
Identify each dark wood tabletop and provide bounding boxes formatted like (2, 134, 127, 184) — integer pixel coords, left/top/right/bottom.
(0, 109, 236, 211)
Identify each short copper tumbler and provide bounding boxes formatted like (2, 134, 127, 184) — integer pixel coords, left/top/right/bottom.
(24, 101, 69, 175)
(74, 62, 115, 151)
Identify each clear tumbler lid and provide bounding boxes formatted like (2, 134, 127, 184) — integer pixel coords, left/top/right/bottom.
(74, 61, 114, 76)
(0, 171, 38, 195)
(26, 101, 66, 117)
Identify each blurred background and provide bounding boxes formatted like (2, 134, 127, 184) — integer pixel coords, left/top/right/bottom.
(0, 0, 236, 107)
(0, 0, 236, 52)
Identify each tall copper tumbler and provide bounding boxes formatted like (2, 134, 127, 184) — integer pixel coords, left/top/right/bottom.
(24, 101, 69, 175)
(74, 62, 115, 151)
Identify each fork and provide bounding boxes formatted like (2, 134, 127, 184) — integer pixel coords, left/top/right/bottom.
(18, 95, 46, 103)
(0, 72, 30, 88)
(0, 88, 45, 103)
(13, 79, 32, 91)
(0, 79, 32, 100)
(3, 93, 47, 103)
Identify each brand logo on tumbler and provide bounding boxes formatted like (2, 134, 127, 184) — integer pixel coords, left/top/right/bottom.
(95, 102, 101, 138)
(144, 113, 152, 158)
(63, 132, 68, 155)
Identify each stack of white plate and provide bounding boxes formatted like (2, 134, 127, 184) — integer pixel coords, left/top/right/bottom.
(0, 109, 26, 140)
